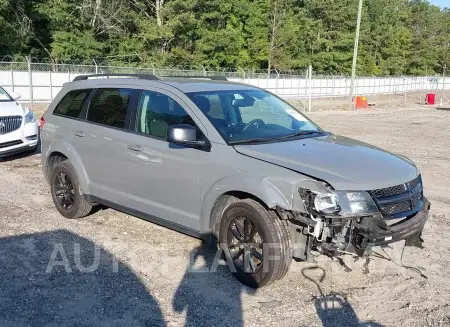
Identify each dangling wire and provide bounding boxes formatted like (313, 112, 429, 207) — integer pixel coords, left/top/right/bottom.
(373, 244, 428, 280)
(302, 266, 326, 297)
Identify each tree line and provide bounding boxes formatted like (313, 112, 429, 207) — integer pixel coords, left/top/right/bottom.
(0, 0, 449, 75)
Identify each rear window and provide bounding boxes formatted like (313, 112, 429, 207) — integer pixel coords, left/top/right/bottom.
(53, 89, 93, 118)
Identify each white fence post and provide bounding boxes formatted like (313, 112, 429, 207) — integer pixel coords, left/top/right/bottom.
(403, 77, 407, 107)
(275, 69, 279, 95)
(239, 68, 246, 80)
(11, 69, 14, 93)
(331, 74, 335, 107)
(388, 77, 391, 106)
(290, 73, 293, 97)
(93, 59, 99, 74)
(26, 56, 33, 108)
(308, 64, 312, 112)
(442, 64, 447, 105)
(420, 77, 424, 104)
(49, 70, 53, 101)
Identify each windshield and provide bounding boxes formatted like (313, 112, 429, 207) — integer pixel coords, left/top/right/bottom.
(0, 87, 12, 102)
(187, 89, 322, 144)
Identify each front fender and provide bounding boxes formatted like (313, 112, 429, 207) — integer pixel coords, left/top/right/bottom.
(200, 175, 310, 233)
(44, 139, 90, 195)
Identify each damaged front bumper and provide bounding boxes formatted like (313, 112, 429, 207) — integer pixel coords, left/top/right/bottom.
(353, 198, 430, 250)
(289, 197, 430, 261)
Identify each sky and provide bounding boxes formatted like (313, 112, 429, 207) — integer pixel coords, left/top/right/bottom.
(428, 0, 449, 8)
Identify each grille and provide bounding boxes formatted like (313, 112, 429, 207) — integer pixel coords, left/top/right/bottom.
(0, 140, 23, 149)
(380, 201, 412, 216)
(0, 116, 22, 135)
(371, 175, 423, 217)
(371, 183, 407, 198)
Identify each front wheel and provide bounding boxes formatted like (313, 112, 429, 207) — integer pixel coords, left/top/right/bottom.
(50, 161, 92, 219)
(218, 199, 292, 288)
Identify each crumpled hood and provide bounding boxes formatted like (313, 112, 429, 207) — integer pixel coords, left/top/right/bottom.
(234, 134, 419, 191)
(0, 101, 26, 117)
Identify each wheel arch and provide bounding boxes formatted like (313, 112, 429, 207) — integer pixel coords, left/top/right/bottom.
(44, 140, 90, 195)
(200, 176, 293, 234)
(46, 151, 68, 176)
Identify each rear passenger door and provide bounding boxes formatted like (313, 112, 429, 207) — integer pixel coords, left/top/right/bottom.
(123, 88, 207, 232)
(70, 87, 138, 202)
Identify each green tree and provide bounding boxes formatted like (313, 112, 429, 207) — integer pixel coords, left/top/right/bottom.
(365, 0, 412, 75)
(0, 0, 448, 75)
(407, 0, 443, 75)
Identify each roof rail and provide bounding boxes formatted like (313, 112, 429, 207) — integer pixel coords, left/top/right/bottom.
(73, 74, 159, 81)
(161, 75, 228, 81)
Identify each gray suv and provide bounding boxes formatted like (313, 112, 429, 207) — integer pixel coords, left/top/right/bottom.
(41, 74, 429, 288)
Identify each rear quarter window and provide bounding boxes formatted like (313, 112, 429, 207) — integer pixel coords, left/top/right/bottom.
(53, 89, 93, 118)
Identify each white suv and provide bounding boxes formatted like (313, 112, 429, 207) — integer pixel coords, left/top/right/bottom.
(0, 86, 38, 158)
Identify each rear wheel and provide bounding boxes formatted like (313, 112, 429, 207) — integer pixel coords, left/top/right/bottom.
(50, 161, 92, 219)
(218, 198, 292, 288)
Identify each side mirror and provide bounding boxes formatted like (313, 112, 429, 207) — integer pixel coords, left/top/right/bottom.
(168, 124, 208, 150)
(10, 92, 21, 100)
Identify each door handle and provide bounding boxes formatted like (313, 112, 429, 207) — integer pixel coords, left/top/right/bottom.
(127, 144, 144, 152)
(73, 131, 85, 137)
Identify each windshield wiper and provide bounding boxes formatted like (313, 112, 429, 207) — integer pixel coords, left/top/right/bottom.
(278, 130, 324, 140)
(229, 131, 325, 145)
(229, 137, 278, 145)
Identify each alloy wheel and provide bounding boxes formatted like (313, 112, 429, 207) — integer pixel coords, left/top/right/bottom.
(227, 217, 264, 273)
(54, 172, 75, 211)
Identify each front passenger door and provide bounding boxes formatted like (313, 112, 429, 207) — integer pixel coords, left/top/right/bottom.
(123, 89, 207, 232)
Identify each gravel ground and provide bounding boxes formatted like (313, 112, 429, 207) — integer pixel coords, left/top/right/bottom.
(1, 107, 450, 327)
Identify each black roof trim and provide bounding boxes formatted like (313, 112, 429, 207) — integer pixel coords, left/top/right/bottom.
(161, 75, 228, 81)
(73, 74, 160, 81)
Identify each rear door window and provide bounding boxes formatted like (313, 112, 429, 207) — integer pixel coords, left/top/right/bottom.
(86, 88, 133, 129)
(53, 89, 93, 118)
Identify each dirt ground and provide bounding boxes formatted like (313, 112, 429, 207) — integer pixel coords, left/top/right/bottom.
(1, 107, 450, 327)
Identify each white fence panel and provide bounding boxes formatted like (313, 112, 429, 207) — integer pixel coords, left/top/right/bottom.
(0, 62, 448, 103)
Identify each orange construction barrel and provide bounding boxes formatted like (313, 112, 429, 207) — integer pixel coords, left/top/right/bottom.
(355, 96, 369, 109)
(426, 93, 435, 105)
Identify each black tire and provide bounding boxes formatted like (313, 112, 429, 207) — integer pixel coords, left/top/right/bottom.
(50, 161, 92, 219)
(218, 198, 292, 288)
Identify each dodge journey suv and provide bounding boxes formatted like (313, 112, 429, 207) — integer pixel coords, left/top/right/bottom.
(41, 74, 429, 288)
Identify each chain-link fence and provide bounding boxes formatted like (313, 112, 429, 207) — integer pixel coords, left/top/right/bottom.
(0, 58, 448, 111)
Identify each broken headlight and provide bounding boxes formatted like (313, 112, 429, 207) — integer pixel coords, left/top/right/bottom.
(299, 188, 379, 217)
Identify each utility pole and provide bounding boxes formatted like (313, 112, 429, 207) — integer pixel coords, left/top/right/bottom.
(308, 65, 312, 112)
(348, 0, 363, 110)
(442, 63, 447, 105)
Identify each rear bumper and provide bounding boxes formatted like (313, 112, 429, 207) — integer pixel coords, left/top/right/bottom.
(355, 198, 430, 249)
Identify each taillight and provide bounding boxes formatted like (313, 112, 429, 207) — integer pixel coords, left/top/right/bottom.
(39, 116, 45, 129)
